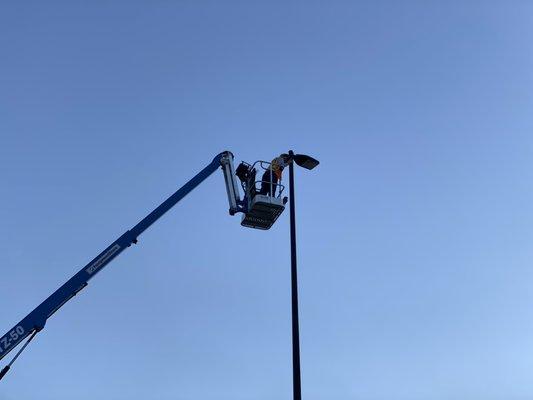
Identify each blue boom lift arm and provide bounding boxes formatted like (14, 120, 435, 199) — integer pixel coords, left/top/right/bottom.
(0, 151, 242, 381)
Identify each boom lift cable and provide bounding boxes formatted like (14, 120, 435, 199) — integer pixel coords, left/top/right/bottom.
(0, 330, 39, 381)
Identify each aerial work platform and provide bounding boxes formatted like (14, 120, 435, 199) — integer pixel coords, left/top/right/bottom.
(231, 159, 288, 230)
(0, 151, 289, 383)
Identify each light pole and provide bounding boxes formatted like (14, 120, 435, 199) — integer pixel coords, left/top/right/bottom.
(287, 150, 319, 400)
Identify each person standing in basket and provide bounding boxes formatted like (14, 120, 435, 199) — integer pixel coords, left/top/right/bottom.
(260, 153, 290, 197)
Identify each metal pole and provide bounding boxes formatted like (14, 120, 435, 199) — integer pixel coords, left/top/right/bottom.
(288, 150, 302, 400)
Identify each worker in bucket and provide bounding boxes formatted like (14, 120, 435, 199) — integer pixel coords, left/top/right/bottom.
(260, 153, 290, 196)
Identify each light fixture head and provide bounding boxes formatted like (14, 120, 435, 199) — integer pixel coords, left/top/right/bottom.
(293, 154, 319, 170)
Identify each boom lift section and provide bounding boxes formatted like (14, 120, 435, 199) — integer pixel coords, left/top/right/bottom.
(0, 151, 245, 380)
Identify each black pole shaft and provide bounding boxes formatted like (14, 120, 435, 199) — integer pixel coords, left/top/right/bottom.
(288, 151, 302, 400)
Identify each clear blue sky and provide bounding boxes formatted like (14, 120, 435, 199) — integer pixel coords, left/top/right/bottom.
(1, 1, 533, 399)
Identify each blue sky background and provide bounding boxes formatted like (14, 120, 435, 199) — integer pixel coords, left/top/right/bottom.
(1, 1, 533, 399)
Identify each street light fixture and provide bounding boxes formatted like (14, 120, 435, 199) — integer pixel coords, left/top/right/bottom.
(292, 154, 320, 170)
(287, 150, 319, 400)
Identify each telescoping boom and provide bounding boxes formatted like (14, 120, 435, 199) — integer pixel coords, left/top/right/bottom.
(1, 151, 289, 381)
(0, 151, 290, 381)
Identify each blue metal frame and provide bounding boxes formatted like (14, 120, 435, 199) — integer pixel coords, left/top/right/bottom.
(0, 152, 227, 363)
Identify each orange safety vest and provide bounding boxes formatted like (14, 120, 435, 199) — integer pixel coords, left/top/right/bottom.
(270, 157, 285, 180)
